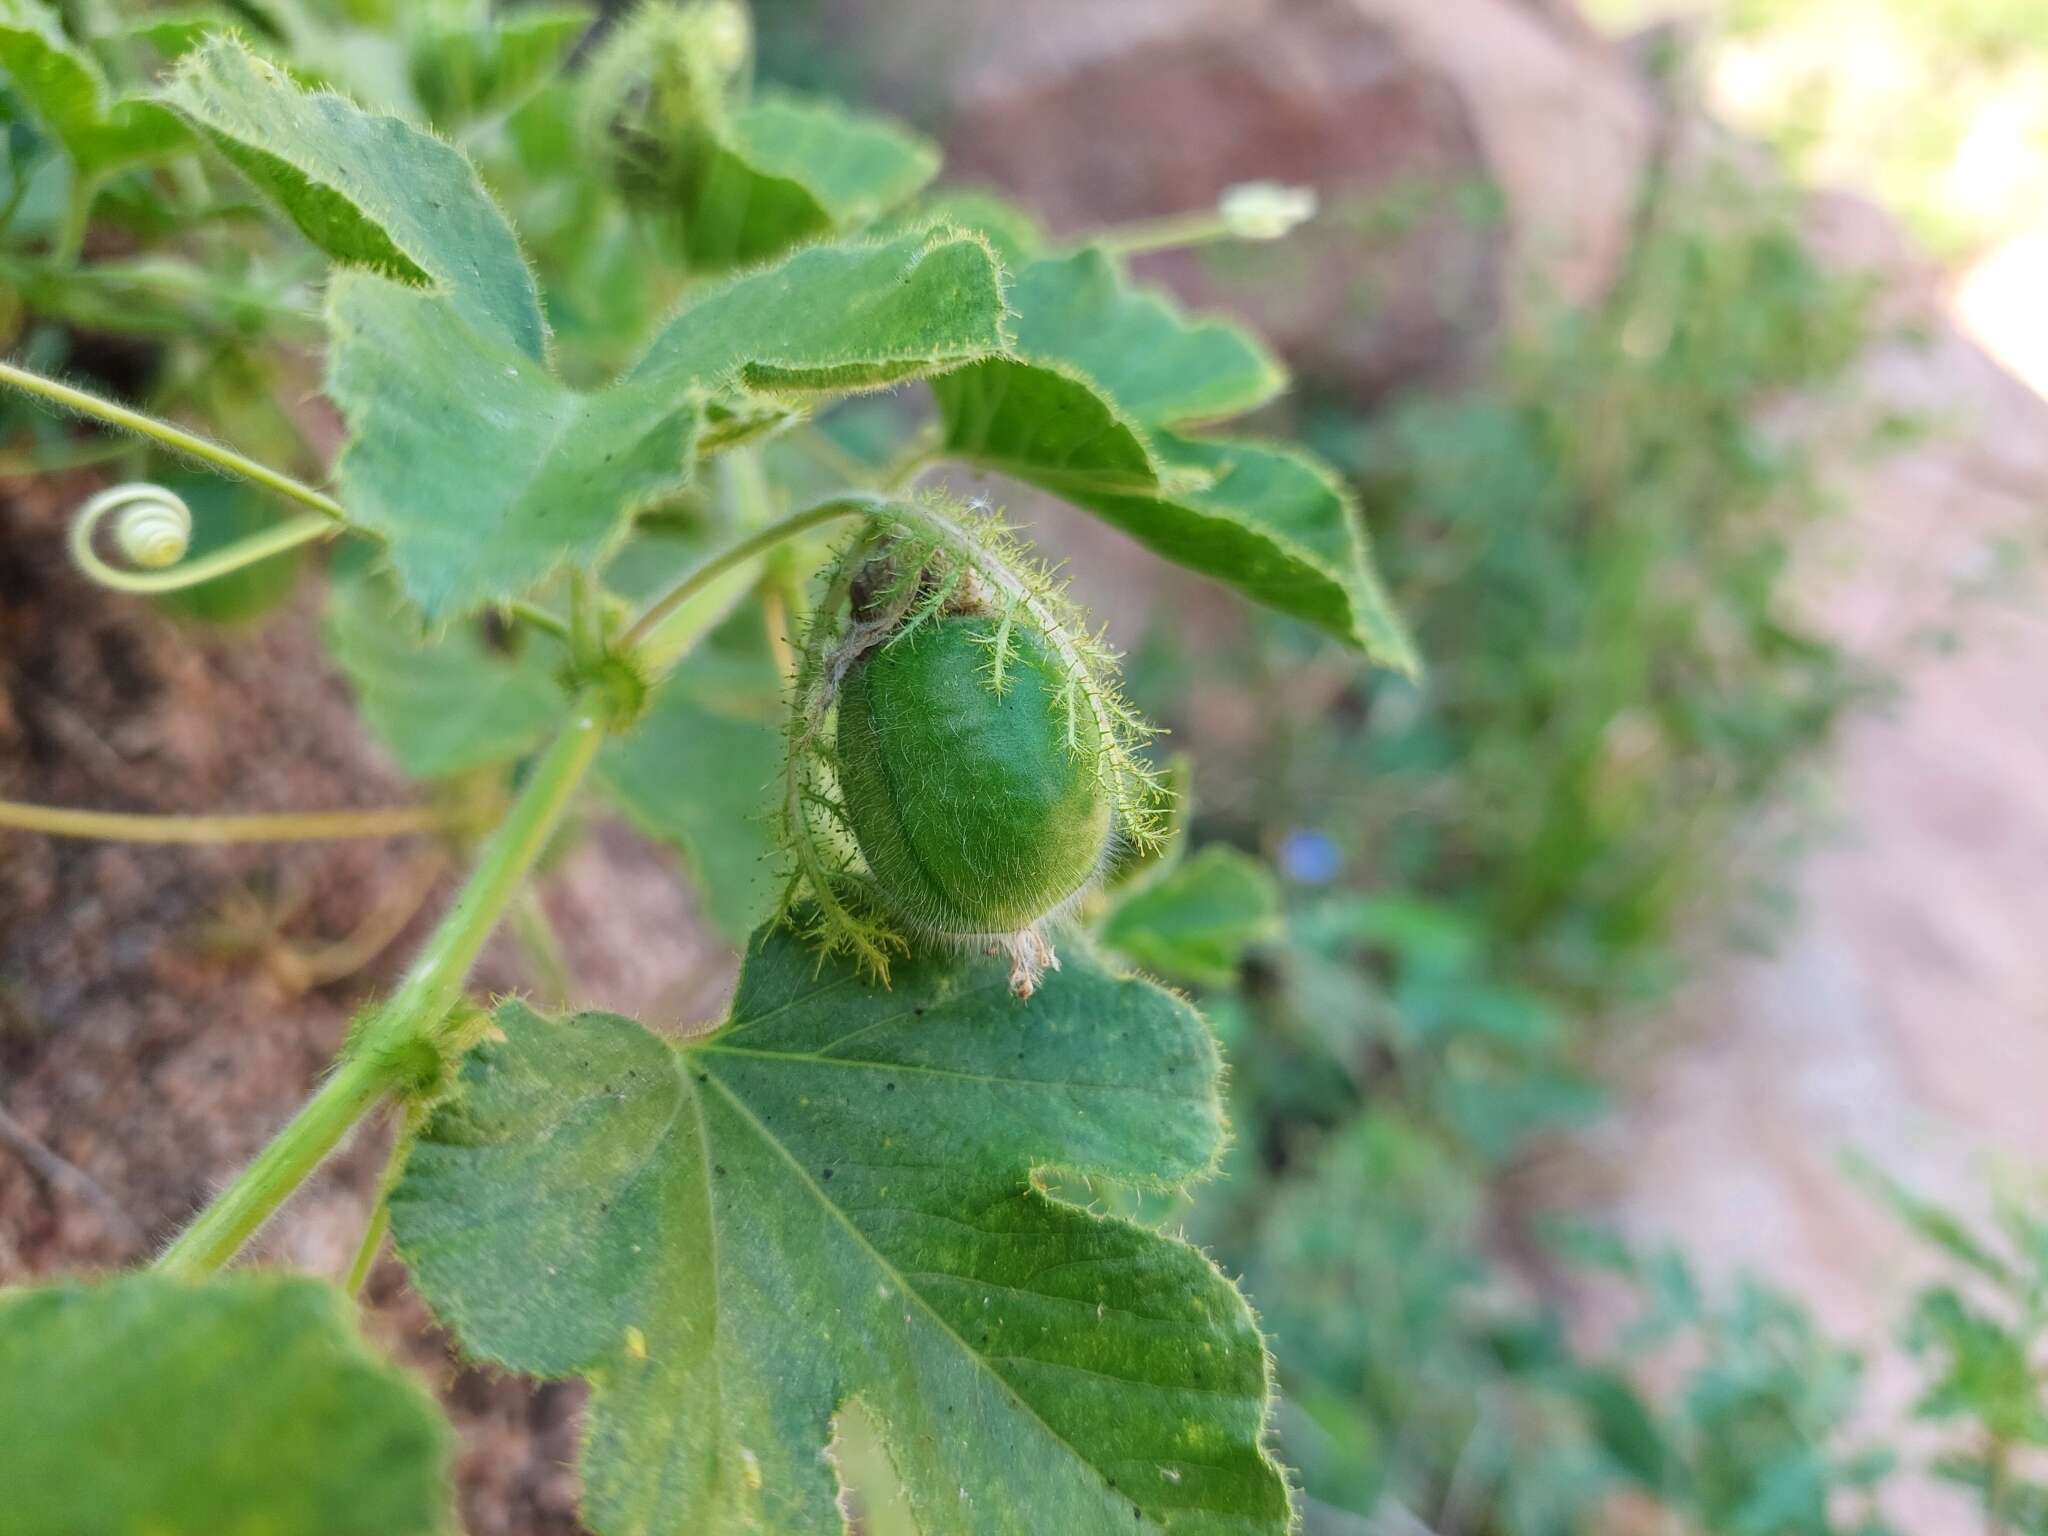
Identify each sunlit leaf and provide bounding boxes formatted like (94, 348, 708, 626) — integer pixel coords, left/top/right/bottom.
(934, 250, 1415, 668)
(627, 225, 1006, 399)
(0, 1273, 453, 1536)
(327, 227, 1002, 621)
(392, 924, 1291, 1535)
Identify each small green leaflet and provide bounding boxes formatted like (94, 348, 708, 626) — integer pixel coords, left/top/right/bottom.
(409, 7, 590, 125)
(649, 90, 940, 272)
(391, 924, 1292, 1535)
(598, 602, 784, 943)
(0, 0, 187, 177)
(1101, 845, 1284, 990)
(327, 228, 1004, 621)
(0, 1273, 453, 1536)
(325, 571, 564, 779)
(627, 227, 1007, 400)
(933, 249, 1416, 668)
(163, 34, 547, 357)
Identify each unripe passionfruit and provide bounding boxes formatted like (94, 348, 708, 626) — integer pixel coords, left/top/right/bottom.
(780, 498, 1167, 997)
(834, 615, 1112, 941)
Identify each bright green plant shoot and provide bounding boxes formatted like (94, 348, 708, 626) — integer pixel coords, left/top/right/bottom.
(0, 3, 1410, 1531)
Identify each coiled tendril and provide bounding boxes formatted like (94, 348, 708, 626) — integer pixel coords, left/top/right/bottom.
(68, 481, 334, 594)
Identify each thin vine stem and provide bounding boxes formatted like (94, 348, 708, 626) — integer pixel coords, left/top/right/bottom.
(509, 886, 575, 1007)
(0, 799, 439, 844)
(621, 498, 869, 655)
(0, 359, 346, 521)
(153, 695, 610, 1277)
(1089, 208, 1240, 257)
(504, 598, 573, 643)
(344, 1188, 392, 1298)
(344, 1112, 417, 1298)
(154, 1050, 396, 1278)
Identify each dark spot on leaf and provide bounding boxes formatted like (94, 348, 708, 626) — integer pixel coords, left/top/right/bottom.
(714, 1165, 726, 1176)
(884, 1081, 896, 1092)
(821, 1167, 834, 1180)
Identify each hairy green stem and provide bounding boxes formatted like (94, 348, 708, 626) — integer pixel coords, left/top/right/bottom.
(153, 697, 609, 1276)
(0, 359, 346, 520)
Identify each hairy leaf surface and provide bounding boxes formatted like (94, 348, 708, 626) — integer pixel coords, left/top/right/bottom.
(0, 0, 186, 176)
(392, 925, 1291, 1535)
(0, 1273, 452, 1535)
(654, 90, 939, 271)
(1101, 846, 1284, 990)
(324, 274, 700, 622)
(328, 229, 1003, 620)
(934, 250, 1415, 668)
(164, 35, 546, 356)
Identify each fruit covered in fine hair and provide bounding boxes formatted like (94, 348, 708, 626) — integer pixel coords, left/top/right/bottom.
(833, 615, 1112, 941)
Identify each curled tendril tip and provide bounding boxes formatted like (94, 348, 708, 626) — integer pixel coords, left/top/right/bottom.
(68, 480, 337, 595)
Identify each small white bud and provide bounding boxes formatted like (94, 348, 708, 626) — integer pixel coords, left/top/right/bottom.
(694, 0, 751, 76)
(1218, 181, 1319, 241)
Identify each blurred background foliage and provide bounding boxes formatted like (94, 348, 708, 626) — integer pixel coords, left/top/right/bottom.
(1586, 0, 2048, 260)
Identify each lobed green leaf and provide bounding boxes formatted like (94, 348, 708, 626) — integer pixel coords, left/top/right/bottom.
(0, 0, 187, 177)
(325, 570, 565, 778)
(326, 227, 1003, 621)
(0, 1272, 453, 1536)
(163, 34, 546, 356)
(934, 250, 1416, 668)
(391, 923, 1291, 1535)
(645, 89, 940, 272)
(629, 225, 1007, 400)
(325, 273, 700, 623)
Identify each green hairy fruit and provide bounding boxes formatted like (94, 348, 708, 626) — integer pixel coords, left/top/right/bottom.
(781, 499, 1167, 996)
(834, 615, 1114, 942)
